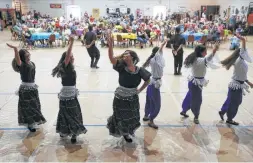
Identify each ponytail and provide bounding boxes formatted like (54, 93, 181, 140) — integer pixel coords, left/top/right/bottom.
(142, 46, 159, 68)
(12, 58, 20, 72)
(11, 49, 28, 73)
(184, 45, 206, 68)
(184, 52, 197, 68)
(220, 48, 240, 70)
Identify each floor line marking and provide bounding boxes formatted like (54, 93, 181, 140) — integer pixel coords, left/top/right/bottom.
(0, 91, 228, 95)
(1, 124, 253, 130)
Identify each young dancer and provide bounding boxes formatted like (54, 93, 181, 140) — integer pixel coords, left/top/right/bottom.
(142, 39, 167, 129)
(106, 33, 151, 143)
(219, 35, 253, 125)
(180, 44, 219, 124)
(52, 36, 87, 143)
(7, 43, 46, 132)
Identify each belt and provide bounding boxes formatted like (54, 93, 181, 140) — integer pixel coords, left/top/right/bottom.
(153, 77, 161, 80)
(194, 77, 204, 79)
(235, 80, 244, 84)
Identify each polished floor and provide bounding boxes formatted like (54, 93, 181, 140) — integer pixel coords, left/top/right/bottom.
(0, 30, 253, 162)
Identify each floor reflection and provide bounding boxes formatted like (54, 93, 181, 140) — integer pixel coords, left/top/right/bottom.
(33, 143, 90, 162)
(216, 126, 241, 162)
(101, 138, 139, 162)
(143, 127, 164, 162)
(17, 129, 45, 159)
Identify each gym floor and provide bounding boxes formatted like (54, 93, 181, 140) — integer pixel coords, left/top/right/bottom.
(0, 30, 253, 162)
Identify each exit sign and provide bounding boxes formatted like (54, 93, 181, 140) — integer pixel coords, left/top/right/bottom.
(50, 4, 62, 8)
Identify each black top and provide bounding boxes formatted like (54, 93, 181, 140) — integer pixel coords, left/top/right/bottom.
(61, 65, 76, 86)
(171, 34, 185, 52)
(113, 60, 151, 88)
(19, 62, 35, 83)
(84, 31, 96, 48)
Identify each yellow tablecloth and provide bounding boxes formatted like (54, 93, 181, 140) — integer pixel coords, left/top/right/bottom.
(113, 33, 137, 40)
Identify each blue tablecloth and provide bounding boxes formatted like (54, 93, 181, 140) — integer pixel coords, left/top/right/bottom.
(31, 32, 60, 41)
(182, 32, 205, 41)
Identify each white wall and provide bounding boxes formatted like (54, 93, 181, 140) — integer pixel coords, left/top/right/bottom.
(20, 0, 253, 17)
(0, 0, 14, 8)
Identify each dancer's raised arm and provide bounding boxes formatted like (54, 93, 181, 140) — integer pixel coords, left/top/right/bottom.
(205, 43, 219, 63)
(64, 36, 74, 65)
(237, 34, 246, 49)
(107, 33, 117, 65)
(158, 39, 168, 52)
(7, 43, 21, 66)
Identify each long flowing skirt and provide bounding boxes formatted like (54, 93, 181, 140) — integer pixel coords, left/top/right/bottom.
(18, 86, 46, 126)
(107, 94, 140, 137)
(56, 97, 87, 137)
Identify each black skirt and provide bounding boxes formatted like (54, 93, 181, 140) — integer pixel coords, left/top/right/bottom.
(56, 97, 87, 136)
(107, 94, 141, 137)
(18, 86, 46, 126)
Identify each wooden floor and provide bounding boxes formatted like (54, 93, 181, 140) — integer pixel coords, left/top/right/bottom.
(0, 30, 253, 162)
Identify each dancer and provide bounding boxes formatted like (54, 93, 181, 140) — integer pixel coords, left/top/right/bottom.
(52, 36, 87, 143)
(219, 35, 253, 125)
(171, 27, 185, 75)
(180, 44, 219, 124)
(106, 33, 151, 143)
(83, 25, 100, 69)
(7, 43, 46, 132)
(142, 39, 167, 129)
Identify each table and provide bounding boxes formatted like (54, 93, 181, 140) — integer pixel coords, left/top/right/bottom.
(182, 32, 206, 41)
(113, 33, 137, 40)
(31, 32, 60, 41)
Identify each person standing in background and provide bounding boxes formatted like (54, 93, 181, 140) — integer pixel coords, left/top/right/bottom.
(83, 25, 100, 69)
(171, 27, 185, 75)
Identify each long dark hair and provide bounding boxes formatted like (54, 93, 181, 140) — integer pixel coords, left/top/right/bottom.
(142, 46, 159, 68)
(184, 45, 207, 68)
(52, 52, 74, 78)
(220, 48, 240, 70)
(12, 49, 28, 72)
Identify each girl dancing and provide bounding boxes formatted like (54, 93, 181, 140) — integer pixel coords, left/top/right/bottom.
(219, 35, 253, 125)
(142, 39, 167, 129)
(52, 36, 87, 143)
(106, 33, 151, 143)
(7, 43, 46, 132)
(180, 44, 219, 124)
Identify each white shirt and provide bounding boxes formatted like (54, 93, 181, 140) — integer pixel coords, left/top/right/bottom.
(150, 50, 165, 79)
(232, 48, 250, 81)
(191, 54, 214, 78)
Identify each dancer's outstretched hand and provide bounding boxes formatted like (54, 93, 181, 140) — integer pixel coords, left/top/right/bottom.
(6, 43, 17, 49)
(249, 82, 253, 88)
